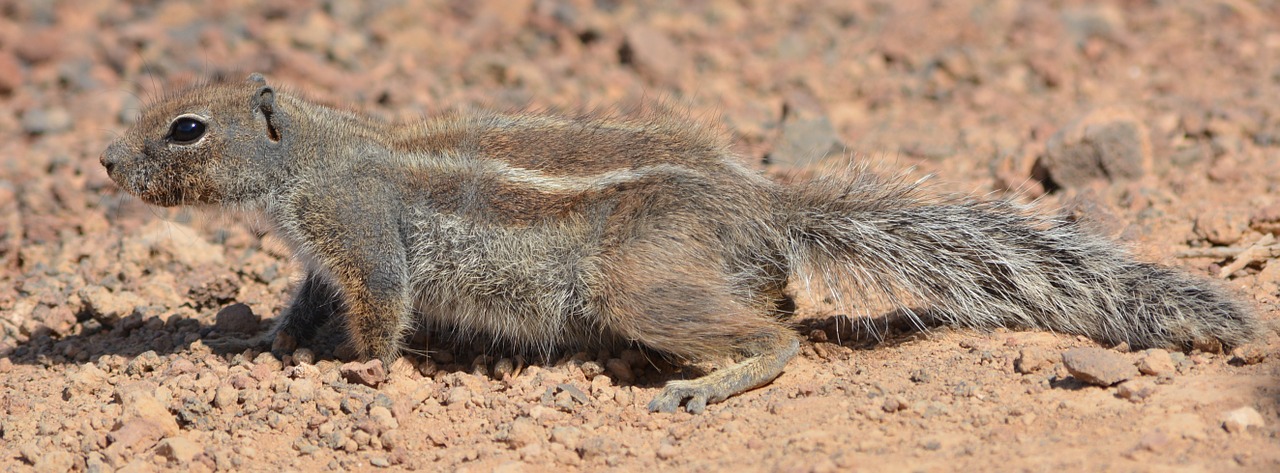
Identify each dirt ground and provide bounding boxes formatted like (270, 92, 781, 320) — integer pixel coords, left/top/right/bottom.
(2, 0, 1279, 471)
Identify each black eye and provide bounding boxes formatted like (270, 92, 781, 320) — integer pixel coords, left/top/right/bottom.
(168, 117, 206, 144)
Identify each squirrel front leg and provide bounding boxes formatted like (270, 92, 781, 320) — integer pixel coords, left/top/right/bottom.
(316, 235, 412, 364)
(291, 188, 413, 364)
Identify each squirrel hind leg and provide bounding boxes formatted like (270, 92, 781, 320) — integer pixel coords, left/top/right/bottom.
(648, 332, 799, 413)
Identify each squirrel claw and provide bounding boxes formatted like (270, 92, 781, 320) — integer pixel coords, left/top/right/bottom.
(648, 381, 716, 414)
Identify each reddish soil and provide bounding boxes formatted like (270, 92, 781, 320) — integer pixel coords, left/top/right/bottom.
(1, 1, 1278, 471)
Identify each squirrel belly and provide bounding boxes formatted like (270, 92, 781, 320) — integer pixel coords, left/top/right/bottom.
(102, 73, 1259, 414)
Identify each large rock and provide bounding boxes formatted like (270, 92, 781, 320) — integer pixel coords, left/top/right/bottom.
(1039, 109, 1151, 189)
(1062, 347, 1138, 386)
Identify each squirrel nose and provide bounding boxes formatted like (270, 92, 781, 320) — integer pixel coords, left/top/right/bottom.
(100, 153, 116, 174)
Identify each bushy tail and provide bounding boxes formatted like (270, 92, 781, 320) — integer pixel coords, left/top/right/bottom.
(783, 170, 1259, 350)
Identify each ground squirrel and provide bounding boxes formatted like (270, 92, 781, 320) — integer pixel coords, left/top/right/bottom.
(102, 73, 1259, 413)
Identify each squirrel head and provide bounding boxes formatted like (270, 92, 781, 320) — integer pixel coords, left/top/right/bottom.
(102, 73, 287, 207)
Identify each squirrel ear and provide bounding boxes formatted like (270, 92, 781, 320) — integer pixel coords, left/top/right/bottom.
(253, 85, 281, 142)
(254, 85, 276, 114)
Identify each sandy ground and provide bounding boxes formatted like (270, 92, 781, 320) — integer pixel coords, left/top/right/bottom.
(1, 0, 1279, 471)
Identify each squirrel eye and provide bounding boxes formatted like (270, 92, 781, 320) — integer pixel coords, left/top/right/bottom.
(168, 117, 207, 144)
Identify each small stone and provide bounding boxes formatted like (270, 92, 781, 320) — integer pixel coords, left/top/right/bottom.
(369, 405, 398, 432)
(125, 350, 163, 376)
(20, 107, 73, 135)
(503, 417, 543, 448)
(32, 450, 75, 473)
(1230, 345, 1267, 365)
(292, 348, 316, 365)
(620, 25, 686, 85)
(604, 358, 634, 383)
(214, 385, 239, 409)
(1116, 379, 1157, 402)
(1221, 407, 1265, 433)
(446, 387, 471, 406)
(0, 51, 21, 94)
(1039, 109, 1151, 188)
(579, 360, 604, 379)
(340, 360, 387, 387)
(215, 303, 260, 334)
(166, 358, 198, 375)
(1015, 348, 1058, 374)
(493, 357, 515, 380)
(369, 456, 390, 467)
(15, 28, 62, 63)
(1135, 431, 1170, 453)
(18, 442, 42, 464)
(116, 386, 180, 437)
(767, 115, 842, 168)
(549, 426, 583, 450)
(1159, 413, 1209, 441)
(577, 435, 620, 462)
(882, 396, 908, 413)
(288, 378, 317, 402)
(156, 437, 202, 464)
(1136, 349, 1177, 376)
(1062, 347, 1138, 386)
(78, 286, 143, 324)
(1194, 211, 1249, 246)
(656, 442, 678, 460)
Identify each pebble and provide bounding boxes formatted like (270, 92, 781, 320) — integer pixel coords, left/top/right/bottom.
(446, 386, 472, 406)
(503, 417, 544, 448)
(767, 115, 842, 168)
(1062, 347, 1138, 386)
(493, 357, 515, 380)
(156, 437, 202, 464)
(369, 405, 398, 432)
(124, 350, 163, 376)
(20, 107, 72, 135)
(1014, 348, 1058, 374)
(604, 358, 634, 383)
(118, 387, 180, 436)
(1230, 345, 1267, 365)
(577, 435, 621, 462)
(1116, 379, 1157, 402)
(340, 360, 388, 387)
(1193, 211, 1249, 246)
(1040, 109, 1151, 188)
(77, 286, 144, 324)
(656, 442, 678, 460)
(288, 378, 317, 402)
(292, 348, 316, 365)
(32, 450, 75, 473)
(1135, 349, 1176, 377)
(215, 303, 261, 334)
(1159, 413, 1209, 441)
(1220, 406, 1265, 433)
(14, 28, 62, 63)
(580, 360, 604, 379)
(213, 385, 239, 410)
(621, 25, 686, 85)
(549, 425, 583, 450)
(0, 51, 21, 94)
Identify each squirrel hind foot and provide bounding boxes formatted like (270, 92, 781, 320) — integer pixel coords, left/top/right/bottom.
(204, 333, 273, 356)
(648, 336, 800, 414)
